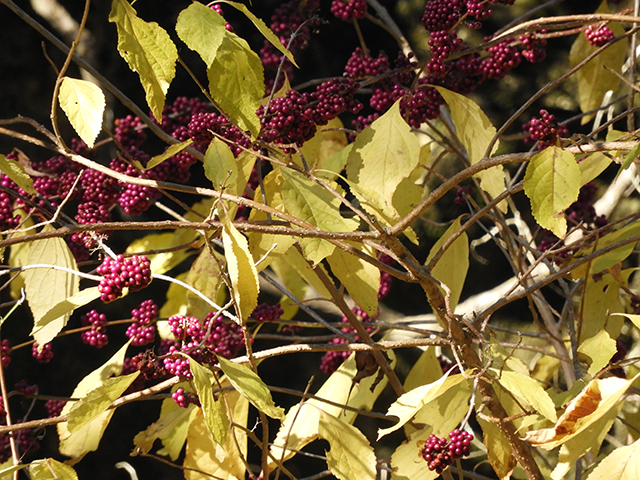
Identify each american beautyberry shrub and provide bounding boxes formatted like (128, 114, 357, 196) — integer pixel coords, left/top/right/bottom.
(97, 254, 152, 302)
(32, 342, 54, 363)
(252, 303, 285, 323)
(80, 310, 109, 348)
(126, 299, 157, 346)
(421, 429, 473, 473)
(585, 24, 615, 47)
(171, 387, 201, 408)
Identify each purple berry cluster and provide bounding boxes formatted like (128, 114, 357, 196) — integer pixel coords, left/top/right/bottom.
(0, 423, 39, 463)
(81, 310, 109, 348)
(585, 24, 615, 47)
(45, 399, 67, 418)
(330, 0, 367, 22)
(421, 429, 473, 473)
(97, 254, 152, 303)
(32, 342, 54, 363)
(320, 306, 374, 375)
(126, 299, 157, 346)
(163, 313, 245, 379)
(524, 109, 568, 150)
(1, 339, 11, 368)
(171, 387, 201, 408)
(187, 112, 251, 156)
(252, 303, 285, 323)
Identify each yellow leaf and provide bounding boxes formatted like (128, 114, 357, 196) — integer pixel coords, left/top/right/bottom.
(299, 117, 348, 173)
(0, 154, 36, 195)
(477, 416, 516, 480)
(29, 458, 77, 480)
(327, 245, 379, 317)
(580, 273, 626, 342)
(58, 341, 130, 459)
(58, 77, 105, 148)
(176, 2, 227, 67)
(425, 216, 469, 312)
(577, 330, 617, 376)
(524, 146, 581, 237)
(579, 152, 612, 186)
(25, 226, 79, 347)
(434, 86, 506, 211)
(126, 232, 193, 276)
(189, 358, 229, 446)
(403, 347, 443, 393)
(319, 411, 376, 480)
(38, 287, 101, 328)
(586, 438, 640, 480)
(140, 139, 194, 170)
(222, 215, 259, 323)
(184, 249, 225, 319)
(109, 0, 178, 121)
(495, 369, 557, 422)
(569, 1, 627, 123)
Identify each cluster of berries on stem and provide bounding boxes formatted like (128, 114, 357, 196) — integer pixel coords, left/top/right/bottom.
(421, 429, 474, 473)
(97, 254, 152, 303)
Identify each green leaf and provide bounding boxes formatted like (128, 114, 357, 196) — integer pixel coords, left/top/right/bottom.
(222, 215, 259, 322)
(269, 351, 394, 468)
(25, 226, 80, 348)
(569, 1, 627, 123)
(378, 372, 467, 439)
(175, 2, 227, 67)
(58, 77, 105, 148)
(523, 146, 581, 237)
(318, 410, 376, 480)
(326, 245, 379, 317)
(425, 216, 469, 313)
(221, 1, 298, 68)
(622, 143, 640, 171)
(204, 137, 249, 199)
(58, 341, 130, 458)
(142, 139, 194, 170)
(346, 101, 420, 204)
(207, 33, 263, 136)
(217, 356, 285, 420)
(39, 287, 101, 327)
(0, 154, 36, 195)
(612, 312, 640, 331)
(109, 0, 178, 121)
(494, 369, 557, 422)
(68, 372, 140, 433)
(434, 85, 506, 210)
(189, 357, 229, 446)
(280, 168, 357, 264)
(586, 438, 640, 480)
(29, 459, 77, 480)
(577, 330, 617, 376)
(586, 221, 640, 274)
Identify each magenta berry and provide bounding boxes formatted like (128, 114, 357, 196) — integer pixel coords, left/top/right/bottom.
(421, 429, 474, 473)
(32, 342, 54, 363)
(585, 24, 615, 47)
(81, 310, 109, 348)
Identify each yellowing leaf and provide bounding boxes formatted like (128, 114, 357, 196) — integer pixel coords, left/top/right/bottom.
(280, 168, 357, 264)
(378, 372, 467, 439)
(58, 341, 130, 459)
(586, 438, 640, 480)
(403, 347, 443, 392)
(586, 222, 640, 275)
(347, 101, 420, 204)
(269, 351, 394, 467)
(434, 86, 506, 210)
(222, 215, 259, 322)
(327, 246, 379, 317)
(319, 410, 376, 480)
(142, 139, 194, 170)
(25, 227, 79, 347)
(425, 216, 469, 312)
(524, 146, 581, 237)
(217, 356, 284, 420)
(126, 232, 192, 276)
(301, 117, 348, 174)
(58, 77, 105, 148)
(109, 0, 178, 121)
(0, 154, 36, 195)
(207, 33, 263, 136)
(579, 273, 626, 342)
(477, 416, 516, 480)
(579, 152, 612, 186)
(67, 372, 139, 433)
(569, 2, 627, 122)
(38, 287, 101, 328)
(176, 2, 227, 67)
(133, 400, 197, 458)
(494, 369, 557, 422)
(184, 249, 225, 319)
(189, 357, 229, 446)
(613, 312, 640, 331)
(524, 375, 639, 449)
(577, 330, 617, 376)
(29, 458, 77, 480)
(222, 1, 298, 67)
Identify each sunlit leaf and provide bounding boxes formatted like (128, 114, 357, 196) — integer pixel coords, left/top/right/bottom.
(126, 232, 193, 276)
(0, 154, 36, 195)
(67, 372, 140, 433)
(494, 369, 557, 422)
(184, 249, 225, 320)
(217, 356, 285, 420)
(176, 2, 227, 67)
(300, 117, 348, 174)
(222, 215, 259, 322)
(319, 410, 376, 480)
(59, 77, 105, 148)
(189, 357, 229, 446)
(207, 32, 263, 136)
(29, 459, 78, 480)
(403, 347, 443, 393)
(524, 146, 581, 237)
(477, 416, 516, 480)
(586, 222, 640, 274)
(58, 341, 130, 459)
(109, 0, 178, 121)
(579, 272, 627, 342)
(137, 139, 194, 170)
(38, 287, 101, 327)
(577, 329, 617, 376)
(221, 1, 298, 67)
(425, 216, 469, 313)
(569, 1, 627, 123)
(586, 438, 640, 480)
(434, 86, 506, 211)
(579, 152, 612, 185)
(613, 312, 640, 331)
(25, 226, 79, 348)
(378, 372, 467, 439)
(327, 245, 379, 317)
